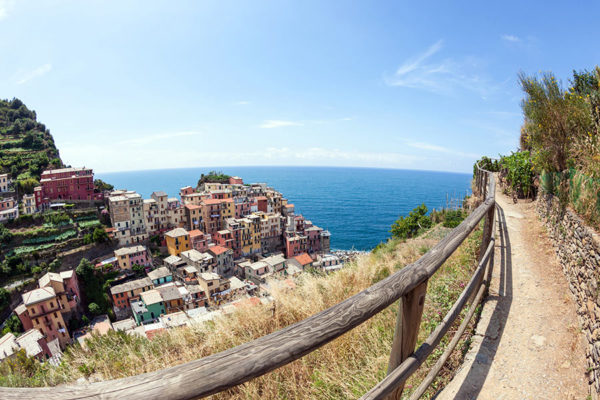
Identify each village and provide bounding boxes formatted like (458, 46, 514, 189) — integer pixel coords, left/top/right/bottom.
(0, 167, 347, 363)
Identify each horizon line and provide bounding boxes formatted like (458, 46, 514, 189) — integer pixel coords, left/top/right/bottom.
(94, 164, 473, 176)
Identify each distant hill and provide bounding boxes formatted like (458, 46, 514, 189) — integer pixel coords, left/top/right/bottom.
(0, 98, 63, 194)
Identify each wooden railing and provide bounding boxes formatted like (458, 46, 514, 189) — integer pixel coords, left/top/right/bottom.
(1, 166, 496, 400)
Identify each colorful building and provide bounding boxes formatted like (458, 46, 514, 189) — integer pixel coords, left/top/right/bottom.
(132, 290, 165, 325)
(165, 227, 190, 256)
(189, 229, 209, 252)
(147, 267, 173, 286)
(114, 245, 151, 270)
(0, 173, 9, 192)
(109, 277, 153, 310)
(21, 287, 70, 348)
(108, 191, 148, 246)
(22, 193, 37, 214)
(207, 245, 234, 276)
(35, 167, 102, 207)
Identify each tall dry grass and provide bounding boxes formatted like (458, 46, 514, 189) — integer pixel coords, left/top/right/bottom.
(1, 224, 482, 399)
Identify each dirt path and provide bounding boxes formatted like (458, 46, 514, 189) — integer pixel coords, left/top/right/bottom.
(437, 188, 589, 399)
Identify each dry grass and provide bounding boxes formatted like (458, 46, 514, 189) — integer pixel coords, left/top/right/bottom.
(1, 224, 483, 399)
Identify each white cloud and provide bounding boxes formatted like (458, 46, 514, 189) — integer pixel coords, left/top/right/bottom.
(385, 41, 493, 96)
(117, 131, 203, 145)
(501, 34, 521, 42)
(259, 120, 303, 129)
(15, 63, 52, 85)
(234, 100, 250, 105)
(0, 0, 15, 20)
(406, 141, 480, 159)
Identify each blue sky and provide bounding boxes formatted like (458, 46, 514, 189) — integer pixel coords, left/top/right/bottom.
(1, 1, 598, 173)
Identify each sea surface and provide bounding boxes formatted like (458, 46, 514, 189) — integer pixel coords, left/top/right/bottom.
(98, 167, 472, 251)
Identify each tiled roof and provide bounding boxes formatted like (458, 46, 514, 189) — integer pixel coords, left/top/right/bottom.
(152, 191, 167, 197)
(199, 272, 221, 281)
(294, 253, 313, 266)
(38, 272, 63, 288)
(22, 287, 56, 306)
(156, 285, 182, 301)
(140, 290, 163, 305)
(110, 277, 152, 295)
(147, 267, 171, 281)
(188, 229, 204, 237)
(115, 245, 147, 256)
(208, 245, 230, 256)
(165, 228, 188, 238)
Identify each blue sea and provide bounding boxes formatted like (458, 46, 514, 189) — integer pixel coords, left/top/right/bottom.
(97, 167, 472, 251)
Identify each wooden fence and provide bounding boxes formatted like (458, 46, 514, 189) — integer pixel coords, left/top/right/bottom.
(1, 165, 496, 400)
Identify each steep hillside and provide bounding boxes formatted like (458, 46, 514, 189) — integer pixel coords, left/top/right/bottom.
(0, 224, 483, 399)
(0, 98, 63, 194)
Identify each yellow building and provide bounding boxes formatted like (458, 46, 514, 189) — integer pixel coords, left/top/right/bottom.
(240, 215, 261, 256)
(22, 287, 70, 348)
(165, 227, 190, 256)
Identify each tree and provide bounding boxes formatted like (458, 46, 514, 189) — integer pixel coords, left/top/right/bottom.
(132, 264, 145, 275)
(92, 227, 108, 244)
(519, 71, 593, 173)
(0, 288, 10, 311)
(0, 224, 13, 244)
(88, 302, 101, 315)
(3, 315, 23, 334)
(390, 204, 432, 239)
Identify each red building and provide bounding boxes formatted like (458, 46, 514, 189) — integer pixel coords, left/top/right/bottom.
(189, 229, 209, 252)
(229, 176, 243, 185)
(256, 196, 268, 213)
(35, 167, 102, 207)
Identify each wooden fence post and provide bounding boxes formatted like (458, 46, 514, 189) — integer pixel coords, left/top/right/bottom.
(386, 280, 428, 400)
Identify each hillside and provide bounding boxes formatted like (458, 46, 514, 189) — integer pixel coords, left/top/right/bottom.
(0, 98, 63, 195)
(0, 224, 483, 399)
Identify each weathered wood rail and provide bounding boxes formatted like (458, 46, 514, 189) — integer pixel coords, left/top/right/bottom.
(0, 165, 496, 400)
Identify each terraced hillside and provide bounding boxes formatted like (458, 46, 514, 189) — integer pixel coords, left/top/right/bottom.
(0, 98, 63, 196)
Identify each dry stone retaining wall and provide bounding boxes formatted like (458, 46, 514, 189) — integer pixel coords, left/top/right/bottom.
(536, 193, 600, 395)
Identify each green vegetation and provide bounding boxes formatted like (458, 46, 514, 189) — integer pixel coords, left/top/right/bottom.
(0, 222, 483, 399)
(478, 67, 600, 228)
(197, 170, 231, 187)
(390, 203, 432, 239)
(0, 288, 10, 313)
(2, 315, 23, 336)
(0, 98, 63, 190)
(93, 179, 114, 192)
(75, 258, 116, 318)
(389, 204, 468, 241)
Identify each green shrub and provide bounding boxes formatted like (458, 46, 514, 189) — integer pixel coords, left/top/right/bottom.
(499, 151, 536, 198)
(390, 204, 432, 239)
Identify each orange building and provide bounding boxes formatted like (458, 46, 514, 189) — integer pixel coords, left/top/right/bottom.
(22, 287, 70, 348)
(165, 227, 190, 256)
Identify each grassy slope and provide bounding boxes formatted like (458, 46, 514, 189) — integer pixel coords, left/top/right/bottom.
(1, 224, 482, 399)
(0, 98, 63, 184)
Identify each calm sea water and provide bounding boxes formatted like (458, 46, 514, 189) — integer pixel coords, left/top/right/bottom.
(98, 167, 472, 251)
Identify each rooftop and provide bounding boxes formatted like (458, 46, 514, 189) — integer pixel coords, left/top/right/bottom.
(115, 245, 147, 256)
(152, 191, 167, 197)
(208, 245, 230, 256)
(140, 289, 163, 305)
(181, 249, 213, 263)
(110, 277, 152, 295)
(112, 318, 137, 332)
(15, 329, 45, 358)
(22, 287, 56, 306)
(147, 267, 171, 281)
(199, 272, 221, 281)
(38, 272, 63, 288)
(294, 253, 313, 266)
(163, 255, 183, 265)
(188, 229, 205, 238)
(156, 285, 182, 302)
(165, 228, 188, 238)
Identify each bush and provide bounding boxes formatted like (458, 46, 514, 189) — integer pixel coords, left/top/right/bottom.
(92, 227, 108, 244)
(88, 303, 101, 316)
(499, 151, 536, 198)
(390, 204, 432, 239)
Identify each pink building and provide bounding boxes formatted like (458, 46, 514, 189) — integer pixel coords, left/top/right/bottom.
(114, 245, 152, 270)
(189, 229, 209, 252)
(35, 167, 102, 207)
(285, 234, 307, 258)
(229, 176, 243, 185)
(179, 186, 195, 197)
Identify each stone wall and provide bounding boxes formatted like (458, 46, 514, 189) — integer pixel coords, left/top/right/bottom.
(536, 193, 600, 395)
